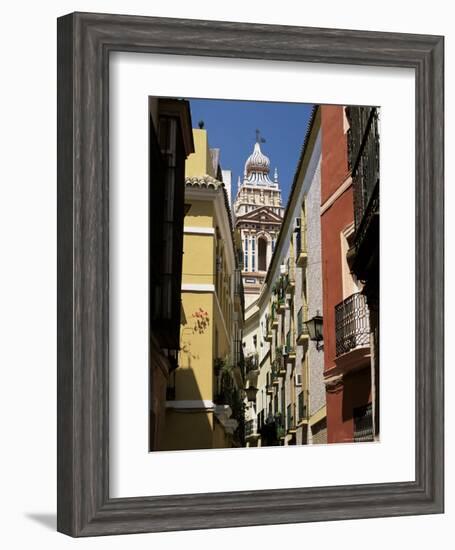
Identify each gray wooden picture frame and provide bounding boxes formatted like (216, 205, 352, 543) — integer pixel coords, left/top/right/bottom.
(57, 11, 444, 537)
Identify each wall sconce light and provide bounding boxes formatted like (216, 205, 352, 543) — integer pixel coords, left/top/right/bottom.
(305, 310, 323, 350)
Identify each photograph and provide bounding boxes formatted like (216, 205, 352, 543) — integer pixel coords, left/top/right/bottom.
(148, 97, 380, 451)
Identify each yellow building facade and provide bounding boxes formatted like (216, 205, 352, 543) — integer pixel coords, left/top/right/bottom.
(161, 129, 245, 451)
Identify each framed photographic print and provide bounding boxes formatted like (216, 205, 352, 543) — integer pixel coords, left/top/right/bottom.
(57, 12, 444, 536)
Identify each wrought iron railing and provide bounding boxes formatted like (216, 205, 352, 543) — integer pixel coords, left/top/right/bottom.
(286, 403, 295, 431)
(244, 353, 259, 374)
(353, 403, 374, 442)
(273, 346, 284, 373)
(276, 277, 286, 308)
(274, 346, 283, 361)
(271, 364, 280, 382)
(233, 339, 245, 379)
(245, 418, 258, 438)
(271, 301, 277, 323)
(348, 108, 380, 232)
(335, 292, 370, 356)
(275, 413, 285, 440)
(353, 182, 379, 257)
(297, 306, 309, 339)
(286, 330, 295, 354)
(214, 368, 234, 405)
(298, 392, 307, 421)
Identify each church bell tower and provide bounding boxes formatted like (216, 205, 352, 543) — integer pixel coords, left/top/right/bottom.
(233, 135, 284, 309)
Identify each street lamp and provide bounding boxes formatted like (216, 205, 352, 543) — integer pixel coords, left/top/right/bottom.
(245, 386, 258, 403)
(305, 310, 323, 350)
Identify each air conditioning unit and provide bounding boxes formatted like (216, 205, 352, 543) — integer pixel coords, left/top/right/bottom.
(295, 373, 302, 386)
(294, 217, 301, 231)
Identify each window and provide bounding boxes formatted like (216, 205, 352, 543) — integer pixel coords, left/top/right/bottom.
(244, 235, 248, 271)
(251, 236, 256, 272)
(258, 237, 267, 271)
(341, 224, 360, 299)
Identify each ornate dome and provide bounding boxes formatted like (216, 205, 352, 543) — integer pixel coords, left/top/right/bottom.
(242, 141, 277, 187)
(244, 142, 270, 176)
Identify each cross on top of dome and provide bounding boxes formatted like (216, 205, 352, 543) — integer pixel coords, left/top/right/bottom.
(242, 131, 279, 187)
(245, 130, 270, 177)
(255, 128, 266, 143)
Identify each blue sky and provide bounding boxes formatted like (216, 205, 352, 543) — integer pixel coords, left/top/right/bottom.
(188, 99, 314, 205)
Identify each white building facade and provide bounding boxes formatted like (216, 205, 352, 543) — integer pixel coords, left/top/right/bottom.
(242, 109, 327, 447)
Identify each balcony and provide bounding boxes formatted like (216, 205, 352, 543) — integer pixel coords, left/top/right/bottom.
(335, 292, 370, 357)
(295, 224, 308, 268)
(244, 353, 259, 385)
(287, 403, 297, 434)
(350, 108, 379, 235)
(285, 330, 296, 362)
(297, 306, 309, 344)
(245, 418, 260, 441)
(272, 365, 280, 385)
(347, 107, 380, 293)
(284, 258, 295, 293)
(271, 302, 278, 328)
(274, 276, 287, 313)
(265, 316, 273, 342)
(350, 182, 379, 287)
(277, 294, 286, 313)
(275, 413, 286, 441)
(233, 340, 245, 386)
(297, 392, 307, 424)
(274, 347, 286, 376)
(245, 352, 259, 374)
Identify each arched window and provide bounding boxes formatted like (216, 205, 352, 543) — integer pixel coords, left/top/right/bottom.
(251, 236, 256, 272)
(258, 237, 267, 271)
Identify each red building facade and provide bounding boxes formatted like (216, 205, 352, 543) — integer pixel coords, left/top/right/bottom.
(320, 105, 373, 444)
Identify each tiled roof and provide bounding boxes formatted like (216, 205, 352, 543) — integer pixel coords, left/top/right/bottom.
(185, 175, 224, 189)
